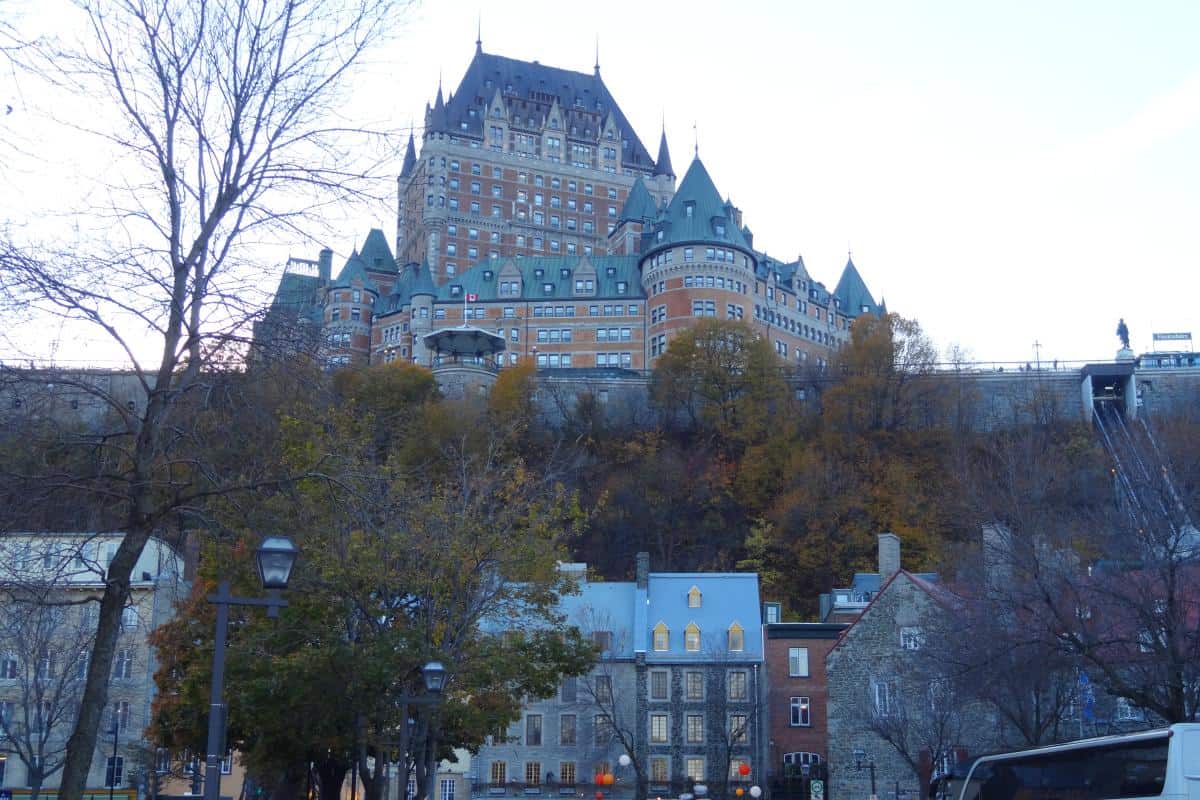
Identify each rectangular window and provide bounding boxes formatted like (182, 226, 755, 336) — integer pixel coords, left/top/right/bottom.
(728, 670, 748, 701)
(788, 647, 810, 677)
(650, 758, 669, 783)
(221, 749, 233, 775)
(873, 682, 894, 717)
(562, 677, 577, 703)
(900, 626, 924, 651)
(114, 649, 133, 680)
(525, 762, 541, 786)
(790, 696, 811, 727)
(686, 671, 704, 700)
(650, 670, 668, 700)
(441, 778, 456, 800)
(490, 762, 507, 784)
(560, 714, 576, 745)
(106, 756, 124, 788)
(686, 714, 704, 743)
(650, 713, 669, 743)
(526, 714, 543, 746)
(594, 714, 612, 746)
(729, 714, 748, 744)
(113, 700, 131, 732)
(685, 758, 705, 782)
(559, 763, 576, 786)
(0, 654, 16, 679)
(592, 631, 613, 652)
(595, 675, 613, 704)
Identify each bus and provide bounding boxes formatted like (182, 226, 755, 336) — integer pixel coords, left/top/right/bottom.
(953, 724, 1200, 800)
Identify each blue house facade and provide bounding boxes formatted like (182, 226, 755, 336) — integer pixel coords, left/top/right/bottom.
(470, 555, 765, 800)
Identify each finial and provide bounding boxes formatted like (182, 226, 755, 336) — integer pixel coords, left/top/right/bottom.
(476, 14, 482, 53)
(594, 35, 600, 75)
(693, 121, 698, 157)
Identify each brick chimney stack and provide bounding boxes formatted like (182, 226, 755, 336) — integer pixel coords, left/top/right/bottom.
(877, 532, 901, 576)
(636, 551, 650, 589)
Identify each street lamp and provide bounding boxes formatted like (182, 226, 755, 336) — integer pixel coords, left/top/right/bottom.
(853, 749, 877, 800)
(203, 537, 298, 800)
(108, 719, 120, 800)
(390, 661, 447, 800)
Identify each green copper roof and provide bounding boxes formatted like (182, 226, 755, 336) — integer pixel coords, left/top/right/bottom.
(435, 256, 642, 303)
(618, 178, 658, 224)
(646, 157, 752, 253)
(833, 256, 879, 317)
(331, 251, 379, 293)
(358, 228, 398, 273)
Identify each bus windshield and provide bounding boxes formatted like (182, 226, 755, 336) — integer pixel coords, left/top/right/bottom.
(961, 737, 1169, 800)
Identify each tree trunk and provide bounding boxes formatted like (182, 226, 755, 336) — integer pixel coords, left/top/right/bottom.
(316, 756, 351, 800)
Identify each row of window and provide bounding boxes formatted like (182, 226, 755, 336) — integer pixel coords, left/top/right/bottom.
(445, 160, 619, 196)
(683, 274, 750, 293)
(329, 307, 366, 322)
(487, 757, 747, 786)
(651, 621, 744, 652)
(0, 698, 137, 734)
(646, 667, 751, 701)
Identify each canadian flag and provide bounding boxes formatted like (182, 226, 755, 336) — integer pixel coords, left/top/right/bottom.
(465, 293, 478, 302)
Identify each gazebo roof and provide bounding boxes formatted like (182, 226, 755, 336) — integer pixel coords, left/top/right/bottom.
(423, 325, 507, 356)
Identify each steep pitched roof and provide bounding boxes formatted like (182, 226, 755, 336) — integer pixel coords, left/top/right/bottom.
(439, 49, 655, 172)
(358, 228, 398, 274)
(653, 129, 674, 178)
(833, 256, 879, 317)
(330, 251, 379, 292)
(617, 177, 657, 224)
(400, 133, 417, 179)
(644, 572, 763, 662)
(646, 157, 752, 252)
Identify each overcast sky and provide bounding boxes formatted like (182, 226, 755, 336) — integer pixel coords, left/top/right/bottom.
(4, 0, 1199, 365)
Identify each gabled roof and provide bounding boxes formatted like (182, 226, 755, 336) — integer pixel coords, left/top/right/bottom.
(833, 256, 879, 317)
(358, 228, 398, 274)
(646, 157, 753, 253)
(330, 251, 379, 293)
(437, 49, 655, 172)
(618, 178, 657, 225)
(830, 569, 962, 652)
(645, 572, 763, 661)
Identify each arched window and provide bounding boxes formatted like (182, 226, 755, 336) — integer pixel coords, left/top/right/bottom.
(687, 586, 702, 608)
(727, 622, 744, 652)
(653, 622, 670, 651)
(685, 622, 701, 652)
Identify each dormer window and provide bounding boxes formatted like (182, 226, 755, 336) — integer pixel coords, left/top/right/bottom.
(715, 223, 726, 236)
(656, 230, 664, 242)
(688, 586, 702, 608)
(653, 622, 670, 651)
(684, 202, 695, 218)
(684, 622, 701, 652)
(483, 270, 494, 281)
(450, 285, 462, 296)
(534, 268, 544, 278)
(728, 622, 744, 652)
(560, 268, 570, 279)
(606, 267, 616, 277)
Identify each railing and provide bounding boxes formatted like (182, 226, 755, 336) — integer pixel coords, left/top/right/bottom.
(470, 782, 584, 797)
(430, 354, 501, 371)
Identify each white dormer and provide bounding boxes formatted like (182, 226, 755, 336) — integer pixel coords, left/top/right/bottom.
(687, 585, 702, 608)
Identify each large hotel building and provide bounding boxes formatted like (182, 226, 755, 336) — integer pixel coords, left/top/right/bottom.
(259, 42, 883, 376)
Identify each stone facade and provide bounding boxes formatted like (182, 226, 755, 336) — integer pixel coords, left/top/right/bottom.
(0, 533, 186, 795)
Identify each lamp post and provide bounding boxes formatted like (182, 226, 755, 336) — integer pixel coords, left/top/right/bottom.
(390, 661, 446, 800)
(853, 750, 876, 800)
(203, 536, 299, 800)
(108, 719, 119, 800)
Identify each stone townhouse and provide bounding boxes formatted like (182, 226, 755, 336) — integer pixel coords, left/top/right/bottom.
(0, 533, 185, 796)
(470, 555, 765, 800)
(825, 537, 996, 800)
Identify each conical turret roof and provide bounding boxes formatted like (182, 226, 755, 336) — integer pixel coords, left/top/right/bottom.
(653, 129, 674, 178)
(331, 250, 379, 293)
(833, 256, 878, 317)
(648, 157, 752, 252)
(359, 228, 398, 273)
(618, 177, 657, 224)
(400, 133, 417, 178)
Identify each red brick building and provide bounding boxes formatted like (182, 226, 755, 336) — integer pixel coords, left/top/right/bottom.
(764, 623, 846, 784)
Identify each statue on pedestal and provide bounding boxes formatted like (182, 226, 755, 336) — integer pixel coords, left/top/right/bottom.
(1116, 318, 1130, 350)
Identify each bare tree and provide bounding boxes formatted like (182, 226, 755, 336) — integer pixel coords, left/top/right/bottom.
(0, 2, 407, 797)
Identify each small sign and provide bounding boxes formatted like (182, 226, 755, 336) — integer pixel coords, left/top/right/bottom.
(811, 780, 824, 800)
(1153, 332, 1191, 341)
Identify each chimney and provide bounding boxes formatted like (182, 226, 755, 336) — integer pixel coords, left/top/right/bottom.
(318, 247, 333, 283)
(877, 532, 901, 576)
(636, 551, 650, 589)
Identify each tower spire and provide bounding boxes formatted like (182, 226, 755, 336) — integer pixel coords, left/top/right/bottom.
(476, 14, 482, 53)
(594, 35, 600, 76)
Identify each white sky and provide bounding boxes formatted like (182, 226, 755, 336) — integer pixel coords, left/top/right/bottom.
(3, 0, 1199, 365)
